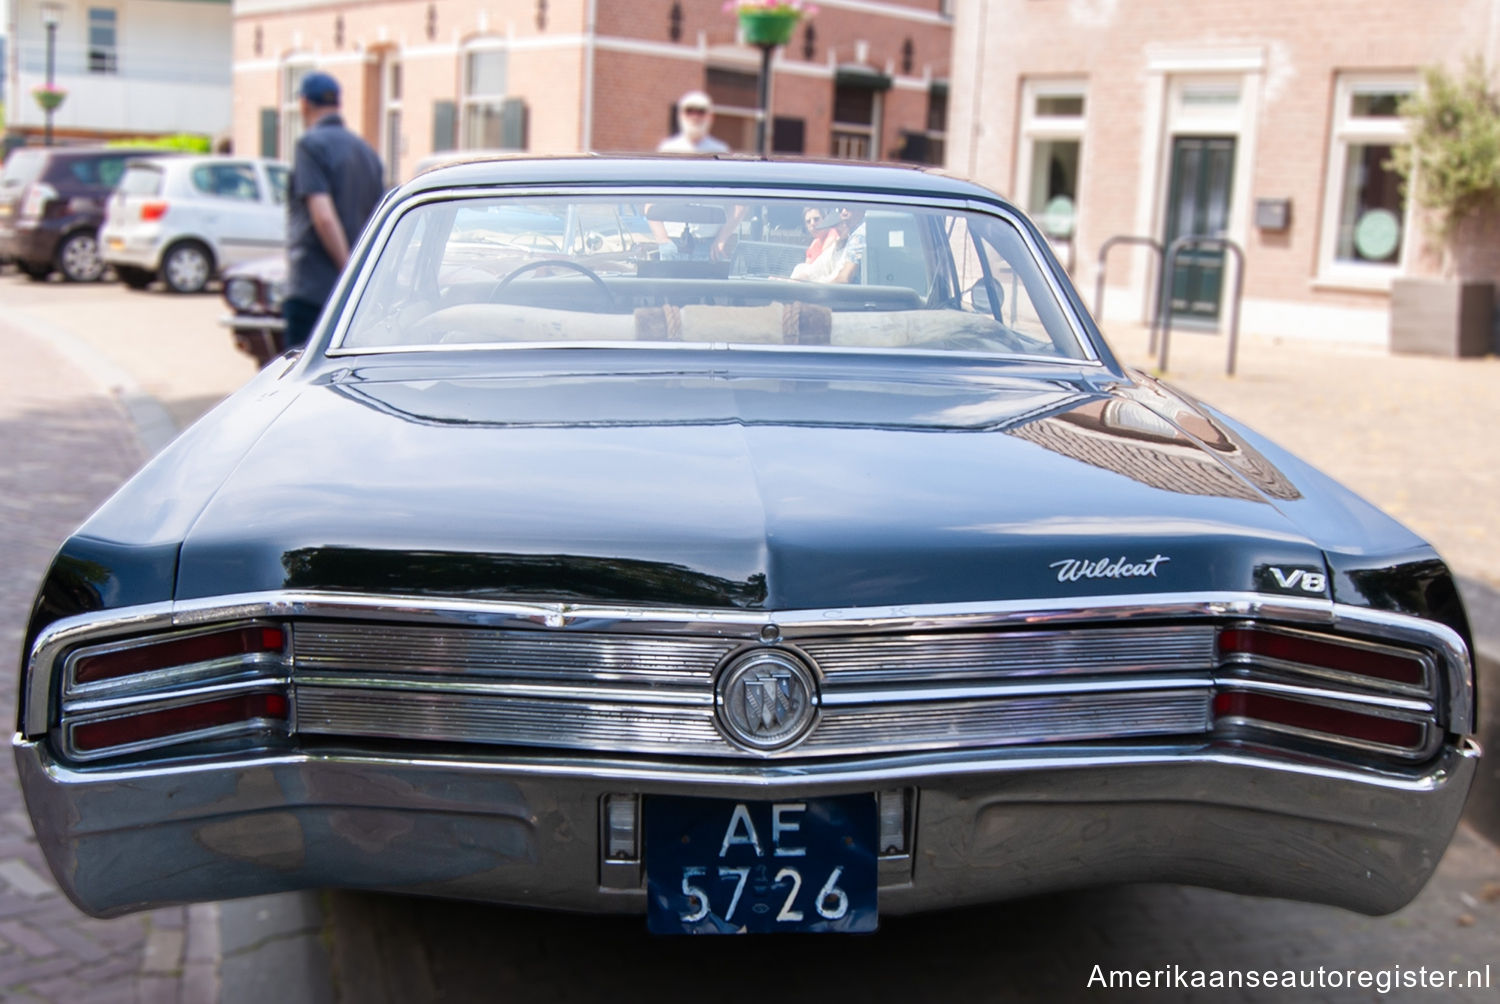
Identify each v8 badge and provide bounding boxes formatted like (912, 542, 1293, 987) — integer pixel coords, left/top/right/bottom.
(1256, 564, 1330, 596)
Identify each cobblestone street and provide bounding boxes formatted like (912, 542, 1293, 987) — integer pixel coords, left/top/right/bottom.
(0, 274, 1495, 1001)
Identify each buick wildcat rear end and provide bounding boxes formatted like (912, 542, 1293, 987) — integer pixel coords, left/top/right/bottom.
(15, 158, 1478, 932)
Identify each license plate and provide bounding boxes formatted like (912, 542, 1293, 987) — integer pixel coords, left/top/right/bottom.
(644, 794, 878, 934)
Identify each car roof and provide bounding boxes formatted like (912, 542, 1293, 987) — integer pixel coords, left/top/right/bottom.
(46, 146, 179, 158)
(402, 154, 1013, 208)
(127, 154, 285, 169)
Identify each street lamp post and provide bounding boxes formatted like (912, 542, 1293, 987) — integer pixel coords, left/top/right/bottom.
(753, 41, 775, 155)
(40, 2, 65, 146)
(732, 5, 805, 156)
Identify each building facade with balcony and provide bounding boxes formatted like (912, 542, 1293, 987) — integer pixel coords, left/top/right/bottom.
(947, 0, 1500, 344)
(230, 0, 950, 185)
(4, 0, 231, 143)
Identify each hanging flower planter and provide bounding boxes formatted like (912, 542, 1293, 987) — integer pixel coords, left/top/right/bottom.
(32, 85, 68, 113)
(725, 1, 815, 47)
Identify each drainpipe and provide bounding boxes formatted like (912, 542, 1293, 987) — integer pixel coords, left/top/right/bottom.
(581, 0, 597, 152)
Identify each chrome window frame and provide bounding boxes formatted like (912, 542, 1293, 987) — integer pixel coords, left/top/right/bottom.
(320, 184, 1103, 365)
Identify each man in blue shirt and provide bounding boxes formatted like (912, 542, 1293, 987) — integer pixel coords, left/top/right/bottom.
(283, 71, 385, 349)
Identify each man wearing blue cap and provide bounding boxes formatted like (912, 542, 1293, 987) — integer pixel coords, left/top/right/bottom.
(283, 70, 384, 349)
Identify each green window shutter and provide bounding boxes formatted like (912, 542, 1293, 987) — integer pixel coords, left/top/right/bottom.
(433, 100, 457, 152)
(500, 98, 528, 150)
(259, 108, 279, 159)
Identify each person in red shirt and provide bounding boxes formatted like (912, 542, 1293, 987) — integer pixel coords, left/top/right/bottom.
(804, 206, 829, 262)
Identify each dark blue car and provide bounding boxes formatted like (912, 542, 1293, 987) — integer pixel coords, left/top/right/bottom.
(17, 157, 1479, 932)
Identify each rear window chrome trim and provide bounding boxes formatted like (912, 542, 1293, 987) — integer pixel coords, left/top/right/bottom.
(322, 183, 1101, 364)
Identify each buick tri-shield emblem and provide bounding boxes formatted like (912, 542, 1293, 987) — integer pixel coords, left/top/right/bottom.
(715, 649, 819, 751)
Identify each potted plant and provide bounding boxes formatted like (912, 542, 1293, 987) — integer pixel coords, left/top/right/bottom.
(1389, 57, 1500, 357)
(31, 84, 67, 113)
(725, 0, 814, 47)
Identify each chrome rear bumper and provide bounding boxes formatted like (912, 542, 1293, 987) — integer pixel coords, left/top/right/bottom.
(15, 737, 1479, 920)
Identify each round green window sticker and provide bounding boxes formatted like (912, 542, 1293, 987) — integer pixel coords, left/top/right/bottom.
(1041, 195, 1076, 239)
(1353, 208, 1400, 261)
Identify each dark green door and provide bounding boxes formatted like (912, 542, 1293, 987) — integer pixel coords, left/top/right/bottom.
(1164, 136, 1235, 323)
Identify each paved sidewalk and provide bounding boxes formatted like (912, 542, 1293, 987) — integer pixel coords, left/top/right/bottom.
(0, 308, 334, 1004)
(1104, 322, 1500, 593)
(0, 317, 198, 1003)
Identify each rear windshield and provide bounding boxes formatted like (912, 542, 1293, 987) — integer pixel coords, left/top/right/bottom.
(191, 162, 262, 201)
(340, 193, 1088, 361)
(0, 149, 46, 190)
(57, 155, 134, 189)
(117, 164, 164, 197)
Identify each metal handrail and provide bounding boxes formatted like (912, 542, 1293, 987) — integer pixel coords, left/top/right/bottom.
(1094, 235, 1165, 350)
(1157, 235, 1246, 376)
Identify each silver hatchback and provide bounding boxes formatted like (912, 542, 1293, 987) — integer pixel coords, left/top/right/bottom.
(101, 155, 288, 293)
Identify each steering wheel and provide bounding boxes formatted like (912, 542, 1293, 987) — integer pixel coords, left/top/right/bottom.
(492, 259, 615, 308)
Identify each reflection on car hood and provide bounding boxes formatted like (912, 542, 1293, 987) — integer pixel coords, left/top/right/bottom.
(173, 365, 1326, 609)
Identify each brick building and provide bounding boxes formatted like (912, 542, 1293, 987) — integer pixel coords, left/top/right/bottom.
(232, 0, 951, 186)
(948, 0, 1500, 343)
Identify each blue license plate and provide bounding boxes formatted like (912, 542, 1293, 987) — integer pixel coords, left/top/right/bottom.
(644, 794, 878, 934)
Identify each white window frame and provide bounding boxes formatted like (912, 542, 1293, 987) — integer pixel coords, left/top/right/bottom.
(831, 85, 883, 162)
(280, 56, 316, 162)
(1015, 78, 1087, 240)
(1316, 72, 1417, 291)
(461, 39, 508, 150)
(86, 6, 119, 75)
(380, 54, 404, 186)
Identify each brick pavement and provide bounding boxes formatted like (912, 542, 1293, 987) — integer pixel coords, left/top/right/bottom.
(0, 317, 217, 1003)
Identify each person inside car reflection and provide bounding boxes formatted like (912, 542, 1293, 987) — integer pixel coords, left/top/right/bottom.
(791, 206, 866, 283)
(804, 206, 832, 263)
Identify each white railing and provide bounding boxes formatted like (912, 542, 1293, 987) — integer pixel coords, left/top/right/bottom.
(15, 39, 228, 86)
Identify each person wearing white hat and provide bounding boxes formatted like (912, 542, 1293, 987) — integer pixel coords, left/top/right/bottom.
(659, 91, 732, 154)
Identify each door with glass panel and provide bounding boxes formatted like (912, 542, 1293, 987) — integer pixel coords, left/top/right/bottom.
(1164, 136, 1235, 323)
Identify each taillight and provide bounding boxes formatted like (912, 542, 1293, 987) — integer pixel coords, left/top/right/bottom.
(1213, 691, 1426, 751)
(140, 200, 168, 222)
(72, 625, 284, 686)
(71, 691, 290, 754)
(19, 182, 57, 222)
(58, 622, 293, 761)
(1218, 626, 1426, 687)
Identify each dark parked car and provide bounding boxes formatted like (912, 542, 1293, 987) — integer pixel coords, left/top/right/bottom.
(16, 157, 1478, 933)
(0, 146, 175, 282)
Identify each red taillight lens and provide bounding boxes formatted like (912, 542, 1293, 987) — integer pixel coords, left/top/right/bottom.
(140, 200, 168, 222)
(71, 692, 289, 752)
(1218, 628, 1425, 686)
(1213, 691, 1425, 749)
(73, 626, 285, 685)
